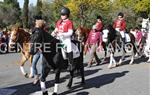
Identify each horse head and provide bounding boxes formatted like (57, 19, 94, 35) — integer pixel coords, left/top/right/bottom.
(75, 26, 90, 43)
(9, 25, 30, 48)
(142, 18, 149, 32)
(102, 24, 117, 43)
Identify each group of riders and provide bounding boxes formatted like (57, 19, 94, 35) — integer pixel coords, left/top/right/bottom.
(30, 7, 150, 95)
(2, 6, 150, 95)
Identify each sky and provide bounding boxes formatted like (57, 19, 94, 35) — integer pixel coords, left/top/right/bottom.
(18, 0, 37, 8)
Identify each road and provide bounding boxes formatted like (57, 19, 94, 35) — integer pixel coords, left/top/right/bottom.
(0, 52, 149, 95)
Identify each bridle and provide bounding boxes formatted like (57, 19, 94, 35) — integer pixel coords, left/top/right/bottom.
(10, 30, 20, 44)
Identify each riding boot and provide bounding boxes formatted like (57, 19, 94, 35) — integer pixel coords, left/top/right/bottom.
(67, 52, 74, 71)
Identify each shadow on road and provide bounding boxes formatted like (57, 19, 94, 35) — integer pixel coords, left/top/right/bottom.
(1, 68, 101, 95)
(3, 79, 55, 95)
(60, 71, 129, 95)
(118, 56, 148, 66)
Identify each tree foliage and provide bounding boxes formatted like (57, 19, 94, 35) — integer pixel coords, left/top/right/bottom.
(0, 0, 21, 28)
(0, 0, 149, 30)
(23, 0, 29, 28)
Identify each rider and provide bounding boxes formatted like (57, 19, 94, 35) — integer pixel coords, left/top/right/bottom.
(51, 7, 74, 71)
(113, 12, 126, 43)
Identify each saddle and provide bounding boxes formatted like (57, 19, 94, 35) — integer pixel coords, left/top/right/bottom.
(61, 42, 80, 60)
(116, 32, 131, 43)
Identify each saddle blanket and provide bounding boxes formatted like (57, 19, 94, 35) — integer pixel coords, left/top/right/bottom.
(61, 42, 80, 60)
(125, 33, 131, 42)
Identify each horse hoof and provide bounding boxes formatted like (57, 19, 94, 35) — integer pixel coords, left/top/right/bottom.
(117, 63, 121, 66)
(95, 63, 100, 66)
(24, 73, 29, 78)
(129, 62, 133, 65)
(80, 81, 85, 85)
(147, 60, 150, 63)
(43, 91, 48, 95)
(112, 64, 116, 68)
(67, 85, 72, 89)
(108, 66, 112, 69)
(107, 65, 112, 69)
(87, 64, 92, 68)
(28, 74, 34, 78)
(52, 93, 57, 95)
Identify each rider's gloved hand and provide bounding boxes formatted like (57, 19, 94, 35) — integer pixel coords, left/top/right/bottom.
(57, 33, 64, 39)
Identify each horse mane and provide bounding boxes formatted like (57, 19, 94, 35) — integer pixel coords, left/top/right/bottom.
(106, 24, 117, 42)
(14, 27, 30, 43)
(77, 25, 91, 35)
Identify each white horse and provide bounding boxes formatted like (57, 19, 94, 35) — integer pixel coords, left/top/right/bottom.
(142, 18, 150, 62)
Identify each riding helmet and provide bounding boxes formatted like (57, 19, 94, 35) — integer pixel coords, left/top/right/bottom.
(34, 15, 42, 20)
(97, 15, 102, 20)
(118, 12, 124, 18)
(60, 7, 70, 16)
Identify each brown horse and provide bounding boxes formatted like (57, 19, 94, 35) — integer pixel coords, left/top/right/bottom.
(74, 26, 91, 55)
(9, 25, 33, 78)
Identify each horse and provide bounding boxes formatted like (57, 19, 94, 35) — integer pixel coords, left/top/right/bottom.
(74, 25, 90, 43)
(30, 29, 85, 95)
(9, 25, 33, 78)
(74, 26, 91, 55)
(101, 24, 137, 68)
(142, 18, 150, 62)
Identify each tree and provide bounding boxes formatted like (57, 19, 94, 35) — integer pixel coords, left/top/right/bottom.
(65, 0, 111, 28)
(134, 0, 150, 14)
(36, 0, 43, 16)
(110, 0, 138, 29)
(0, 0, 21, 28)
(23, 0, 29, 28)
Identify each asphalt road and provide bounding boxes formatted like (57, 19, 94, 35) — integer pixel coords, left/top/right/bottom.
(0, 52, 149, 95)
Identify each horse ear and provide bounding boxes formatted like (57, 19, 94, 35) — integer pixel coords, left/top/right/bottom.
(16, 26, 20, 31)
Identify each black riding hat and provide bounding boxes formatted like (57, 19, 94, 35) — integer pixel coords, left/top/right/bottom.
(60, 7, 70, 16)
(34, 15, 42, 20)
(118, 12, 124, 18)
(97, 15, 102, 20)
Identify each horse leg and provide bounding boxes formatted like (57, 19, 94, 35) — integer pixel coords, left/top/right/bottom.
(40, 63, 51, 95)
(101, 50, 107, 64)
(108, 52, 116, 68)
(129, 44, 136, 65)
(67, 70, 74, 89)
(80, 66, 85, 85)
(53, 69, 61, 95)
(112, 53, 117, 67)
(129, 54, 134, 65)
(147, 56, 150, 63)
(108, 52, 113, 68)
(19, 54, 28, 78)
(29, 55, 34, 78)
(118, 50, 125, 65)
